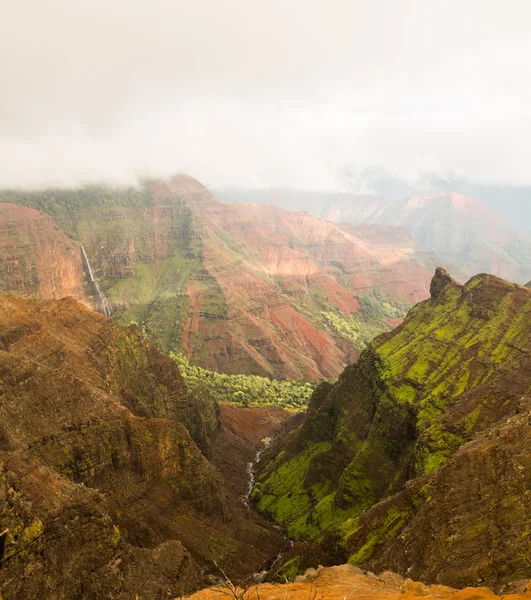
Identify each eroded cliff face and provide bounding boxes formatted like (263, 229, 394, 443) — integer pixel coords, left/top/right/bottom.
(254, 270, 531, 588)
(0, 295, 287, 600)
(0, 176, 438, 379)
(0, 203, 90, 304)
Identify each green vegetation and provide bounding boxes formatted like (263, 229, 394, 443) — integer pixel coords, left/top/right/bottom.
(256, 442, 332, 538)
(170, 352, 318, 410)
(254, 272, 531, 568)
(0, 184, 154, 216)
(319, 289, 409, 352)
(321, 310, 388, 349)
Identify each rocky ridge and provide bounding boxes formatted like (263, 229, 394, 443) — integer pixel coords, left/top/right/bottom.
(187, 564, 531, 600)
(0, 294, 288, 599)
(321, 192, 531, 283)
(218, 189, 531, 284)
(0, 203, 90, 304)
(254, 269, 531, 588)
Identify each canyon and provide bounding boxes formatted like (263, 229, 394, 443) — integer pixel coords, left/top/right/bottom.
(0, 175, 439, 380)
(1, 269, 529, 598)
(1, 179, 529, 599)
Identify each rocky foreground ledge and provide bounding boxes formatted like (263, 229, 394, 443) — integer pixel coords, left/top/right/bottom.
(186, 564, 531, 600)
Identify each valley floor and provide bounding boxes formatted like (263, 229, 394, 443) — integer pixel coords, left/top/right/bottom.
(205, 405, 296, 580)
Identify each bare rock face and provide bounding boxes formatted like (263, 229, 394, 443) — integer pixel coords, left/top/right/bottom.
(0, 295, 285, 599)
(0, 176, 439, 380)
(217, 188, 531, 283)
(429, 266, 457, 301)
(255, 271, 531, 589)
(0, 203, 89, 304)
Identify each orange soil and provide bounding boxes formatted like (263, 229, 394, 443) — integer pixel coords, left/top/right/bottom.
(186, 565, 531, 600)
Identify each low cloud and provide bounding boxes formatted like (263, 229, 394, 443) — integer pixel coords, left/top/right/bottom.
(2, 0, 531, 190)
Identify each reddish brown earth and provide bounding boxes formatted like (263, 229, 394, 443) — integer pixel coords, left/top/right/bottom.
(321, 192, 531, 284)
(219, 405, 292, 446)
(0, 203, 89, 303)
(181, 184, 436, 306)
(187, 564, 531, 600)
(0, 176, 439, 379)
(151, 176, 439, 378)
(0, 294, 291, 599)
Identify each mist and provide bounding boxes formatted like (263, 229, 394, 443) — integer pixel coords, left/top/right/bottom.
(2, 0, 531, 192)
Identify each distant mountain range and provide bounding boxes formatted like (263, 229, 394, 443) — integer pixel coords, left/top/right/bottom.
(215, 188, 531, 284)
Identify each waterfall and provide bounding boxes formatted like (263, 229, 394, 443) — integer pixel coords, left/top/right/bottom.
(80, 244, 112, 316)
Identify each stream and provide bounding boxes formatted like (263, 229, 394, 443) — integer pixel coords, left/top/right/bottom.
(242, 436, 271, 510)
(242, 436, 294, 581)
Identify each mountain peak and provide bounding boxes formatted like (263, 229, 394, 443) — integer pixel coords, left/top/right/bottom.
(429, 266, 458, 302)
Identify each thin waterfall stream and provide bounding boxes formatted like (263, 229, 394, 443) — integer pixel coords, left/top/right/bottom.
(80, 244, 112, 316)
(242, 436, 272, 509)
(243, 436, 295, 581)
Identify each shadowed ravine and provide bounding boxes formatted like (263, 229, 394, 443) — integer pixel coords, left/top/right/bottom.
(241, 434, 296, 583)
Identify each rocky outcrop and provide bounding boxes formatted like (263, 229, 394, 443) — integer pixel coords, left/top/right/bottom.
(254, 271, 531, 588)
(344, 410, 530, 589)
(187, 564, 531, 600)
(0, 295, 287, 599)
(0, 176, 438, 379)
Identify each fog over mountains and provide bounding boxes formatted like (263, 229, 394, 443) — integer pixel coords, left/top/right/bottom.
(2, 2, 531, 598)
(2, 1, 531, 200)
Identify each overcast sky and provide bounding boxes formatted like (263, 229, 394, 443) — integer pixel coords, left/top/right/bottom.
(2, 0, 531, 190)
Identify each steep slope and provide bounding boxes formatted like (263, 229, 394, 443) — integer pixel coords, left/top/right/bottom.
(254, 270, 531, 588)
(0, 295, 287, 600)
(0, 176, 438, 379)
(218, 189, 531, 283)
(0, 203, 90, 303)
(321, 192, 531, 284)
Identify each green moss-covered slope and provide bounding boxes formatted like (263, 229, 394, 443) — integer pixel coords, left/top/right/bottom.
(255, 269, 531, 587)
